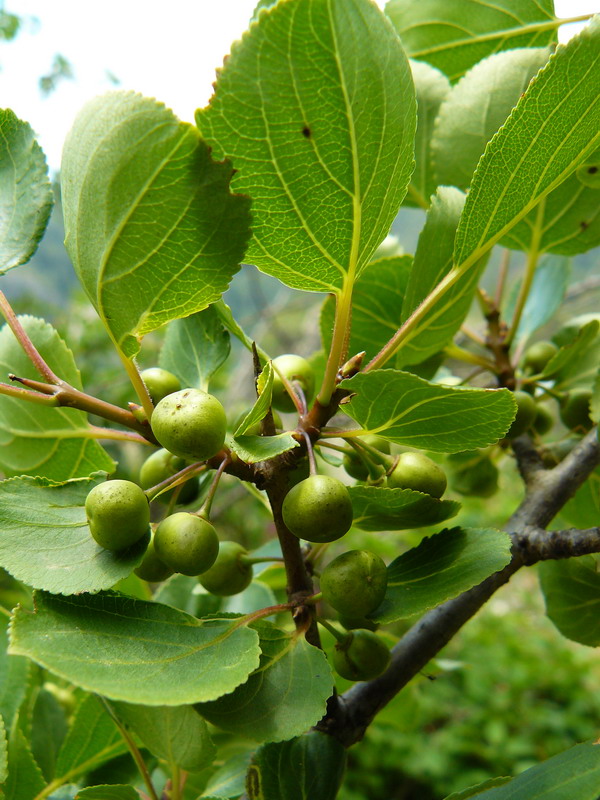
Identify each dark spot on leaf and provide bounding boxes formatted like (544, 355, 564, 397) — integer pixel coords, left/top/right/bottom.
(588, 165, 598, 174)
(581, 220, 589, 230)
(247, 765, 261, 799)
(302, 126, 311, 138)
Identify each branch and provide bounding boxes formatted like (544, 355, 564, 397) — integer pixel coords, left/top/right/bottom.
(323, 428, 600, 746)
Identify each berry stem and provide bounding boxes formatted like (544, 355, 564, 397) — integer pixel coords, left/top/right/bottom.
(302, 431, 318, 476)
(198, 456, 229, 518)
(316, 616, 347, 644)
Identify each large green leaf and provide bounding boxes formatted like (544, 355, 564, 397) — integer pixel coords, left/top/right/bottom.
(112, 702, 215, 771)
(247, 731, 346, 800)
(0, 109, 53, 273)
(502, 147, 600, 255)
(349, 485, 460, 531)
(444, 778, 514, 799)
(454, 17, 600, 272)
(197, 0, 416, 294)
(398, 187, 486, 368)
(197, 622, 333, 743)
(0, 622, 30, 732)
(340, 370, 516, 452)
(374, 527, 512, 623)
(202, 750, 253, 798)
(0, 476, 149, 595)
(432, 48, 550, 190)
(320, 256, 413, 364)
(0, 317, 115, 480)
(385, 0, 557, 83)
(405, 61, 450, 208)
(538, 556, 600, 647)
(61, 91, 251, 358)
(462, 740, 600, 799)
(9, 591, 261, 705)
(4, 720, 45, 800)
(544, 320, 600, 390)
(30, 687, 68, 782)
(54, 694, 127, 782)
(75, 789, 139, 800)
(159, 306, 230, 392)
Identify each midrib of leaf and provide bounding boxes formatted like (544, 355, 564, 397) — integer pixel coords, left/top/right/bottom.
(94, 121, 187, 323)
(408, 16, 563, 61)
(34, 739, 126, 800)
(459, 53, 600, 270)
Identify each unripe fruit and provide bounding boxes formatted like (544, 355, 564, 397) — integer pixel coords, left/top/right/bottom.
(332, 629, 391, 681)
(85, 480, 150, 551)
(532, 403, 554, 436)
(386, 452, 447, 498)
(271, 354, 315, 412)
(282, 475, 353, 543)
(151, 389, 227, 462)
(134, 535, 173, 582)
(505, 390, 537, 439)
(198, 541, 253, 596)
(154, 513, 219, 576)
(560, 388, 594, 432)
(140, 367, 181, 404)
(521, 341, 558, 374)
(343, 435, 390, 481)
(321, 550, 387, 618)
(139, 448, 199, 505)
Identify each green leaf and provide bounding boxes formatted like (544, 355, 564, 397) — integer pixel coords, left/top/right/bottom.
(454, 18, 600, 272)
(229, 432, 299, 464)
(0, 622, 30, 731)
(349, 485, 460, 531)
(373, 527, 512, 623)
(340, 370, 516, 452)
(54, 694, 127, 781)
(462, 740, 600, 799)
(444, 778, 512, 799)
(213, 300, 270, 364)
(75, 788, 140, 800)
(398, 187, 487, 368)
(4, 720, 45, 800)
(234, 362, 274, 436)
(0, 109, 53, 273)
(61, 91, 251, 358)
(202, 750, 252, 798)
(559, 467, 600, 529)
(320, 256, 413, 364)
(247, 731, 346, 800)
(538, 556, 600, 647)
(112, 702, 215, 772)
(30, 687, 68, 781)
(385, 0, 557, 83)
(503, 255, 570, 344)
(405, 61, 450, 208)
(0, 715, 7, 784)
(197, 623, 333, 743)
(159, 307, 230, 392)
(0, 317, 115, 480)
(542, 320, 600, 388)
(502, 147, 600, 255)
(432, 48, 550, 190)
(222, 580, 277, 616)
(0, 476, 149, 595)
(9, 591, 261, 705)
(197, 0, 416, 293)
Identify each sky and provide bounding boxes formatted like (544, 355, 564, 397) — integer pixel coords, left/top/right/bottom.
(0, 0, 598, 171)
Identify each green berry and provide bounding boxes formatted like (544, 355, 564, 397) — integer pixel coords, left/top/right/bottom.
(282, 475, 353, 543)
(386, 452, 447, 498)
(505, 391, 537, 439)
(272, 354, 315, 412)
(521, 341, 558, 374)
(198, 541, 253, 596)
(321, 550, 387, 618)
(140, 367, 181, 404)
(154, 513, 219, 576)
(151, 389, 227, 462)
(139, 448, 199, 505)
(85, 480, 150, 551)
(560, 388, 594, 432)
(134, 535, 174, 582)
(332, 629, 391, 681)
(532, 403, 554, 436)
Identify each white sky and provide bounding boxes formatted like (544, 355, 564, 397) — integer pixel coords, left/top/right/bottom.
(0, 0, 597, 171)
